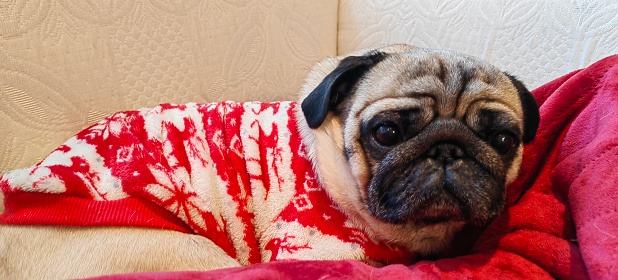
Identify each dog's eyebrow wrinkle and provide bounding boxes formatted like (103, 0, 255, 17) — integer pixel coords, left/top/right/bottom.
(435, 56, 448, 84)
(457, 97, 503, 125)
(355, 95, 434, 121)
(461, 97, 519, 120)
(452, 65, 475, 114)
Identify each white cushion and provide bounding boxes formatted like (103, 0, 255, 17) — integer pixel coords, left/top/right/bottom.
(338, 0, 618, 89)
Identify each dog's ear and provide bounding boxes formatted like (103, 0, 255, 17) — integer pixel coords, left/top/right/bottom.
(302, 52, 386, 128)
(504, 73, 540, 143)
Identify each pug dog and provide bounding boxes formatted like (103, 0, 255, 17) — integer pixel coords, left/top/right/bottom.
(0, 44, 539, 279)
(297, 44, 539, 254)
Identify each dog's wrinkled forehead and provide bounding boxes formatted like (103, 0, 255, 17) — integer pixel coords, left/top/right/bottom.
(349, 48, 524, 122)
(300, 44, 539, 143)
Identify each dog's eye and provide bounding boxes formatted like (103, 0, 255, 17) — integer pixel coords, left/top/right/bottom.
(373, 123, 401, 146)
(490, 132, 518, 154)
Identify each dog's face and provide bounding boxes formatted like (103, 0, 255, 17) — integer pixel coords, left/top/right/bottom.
(297, 44, 540, 255)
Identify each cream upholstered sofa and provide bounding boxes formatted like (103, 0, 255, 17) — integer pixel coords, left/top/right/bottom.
(1, 1, 617, 207)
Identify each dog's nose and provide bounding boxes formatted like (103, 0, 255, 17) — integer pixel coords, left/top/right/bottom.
(426, 143, 465, 164)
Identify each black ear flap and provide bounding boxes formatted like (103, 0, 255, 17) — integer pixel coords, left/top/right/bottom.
(504, 73, 540, 143)
(302, 52, 386, 128)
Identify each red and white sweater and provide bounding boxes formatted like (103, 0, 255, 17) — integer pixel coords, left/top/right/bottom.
(0, 101, 413, 265)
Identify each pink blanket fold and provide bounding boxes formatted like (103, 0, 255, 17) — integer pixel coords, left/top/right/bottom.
(3, 55, 618, 279)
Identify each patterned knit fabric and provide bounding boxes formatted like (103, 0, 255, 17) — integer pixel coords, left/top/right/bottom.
(0, 101, 413, 265)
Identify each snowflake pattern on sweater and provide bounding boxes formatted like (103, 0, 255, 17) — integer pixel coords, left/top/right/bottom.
(0, 101, 413, 265)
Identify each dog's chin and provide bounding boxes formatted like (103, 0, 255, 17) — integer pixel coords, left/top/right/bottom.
(359, 208, 467, 256)
(371, 188, 470, 224)
(368, 192, 472, 246)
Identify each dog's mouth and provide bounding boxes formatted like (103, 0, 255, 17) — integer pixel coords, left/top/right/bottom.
(412, 203, 466, 225)
(367, 182, 472, 226)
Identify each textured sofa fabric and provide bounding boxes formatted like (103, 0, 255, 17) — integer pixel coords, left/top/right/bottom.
(339, 0, 618, 89)
(0, 1, 338, 175)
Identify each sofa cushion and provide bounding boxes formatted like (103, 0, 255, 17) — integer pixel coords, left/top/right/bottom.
(0, 0, 337, 174)
(338, 0, 618, 89)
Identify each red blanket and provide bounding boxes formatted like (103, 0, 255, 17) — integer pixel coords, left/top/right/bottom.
(4, 55, 618, 279)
